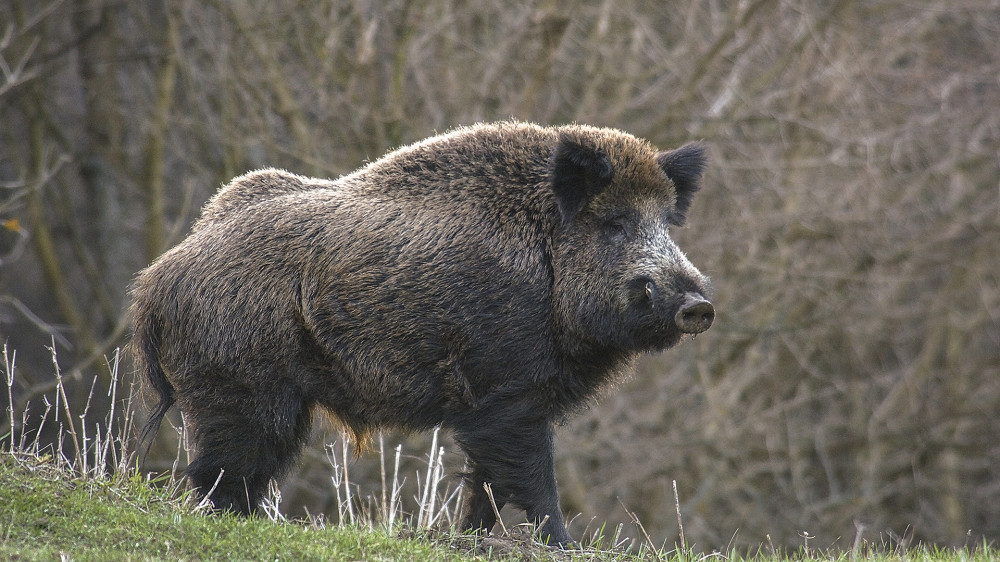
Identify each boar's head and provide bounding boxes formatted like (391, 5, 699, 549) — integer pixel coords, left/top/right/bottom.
(549, 128, 714, 355)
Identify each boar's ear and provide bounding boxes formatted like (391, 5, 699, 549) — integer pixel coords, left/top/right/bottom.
(549, 133, 614, 224)
(657, 143, 707, 225)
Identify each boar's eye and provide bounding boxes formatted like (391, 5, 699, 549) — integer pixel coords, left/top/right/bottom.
(604, 217, 630, 242)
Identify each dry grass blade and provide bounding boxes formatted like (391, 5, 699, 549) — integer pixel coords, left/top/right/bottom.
(619, 498, 662, 562)
(673, 480, 686, 554)
(4, 344, 14, 454)
(483, 482, 508, 537)
(194, 468, 225, 514)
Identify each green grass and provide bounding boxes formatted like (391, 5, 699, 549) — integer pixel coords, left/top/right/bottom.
(0, 453, 479, 561)
(3, 452, 999, 562)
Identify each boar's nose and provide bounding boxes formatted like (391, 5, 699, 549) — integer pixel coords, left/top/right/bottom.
(675, 293, 715, 334)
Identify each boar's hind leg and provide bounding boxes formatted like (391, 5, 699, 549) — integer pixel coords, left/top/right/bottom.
(183, 382, 312, 516)
(454, 418, 573, 547)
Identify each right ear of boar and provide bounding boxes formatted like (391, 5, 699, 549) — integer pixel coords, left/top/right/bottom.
(548, 132, 614, 224)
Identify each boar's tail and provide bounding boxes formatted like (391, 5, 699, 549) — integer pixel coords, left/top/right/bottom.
(132, 309, 175, 462)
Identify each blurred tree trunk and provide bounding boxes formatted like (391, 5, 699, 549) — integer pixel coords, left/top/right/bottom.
(74, 0, 130, 310)
(142, 2, 180, 263)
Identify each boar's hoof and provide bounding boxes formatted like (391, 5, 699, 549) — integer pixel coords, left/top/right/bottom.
(675, 293, 715, 334)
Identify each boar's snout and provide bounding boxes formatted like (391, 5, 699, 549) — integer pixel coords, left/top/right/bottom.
(674, 293, 715, 334)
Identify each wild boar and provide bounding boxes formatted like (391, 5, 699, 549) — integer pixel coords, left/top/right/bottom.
(132, 121, 714, 546)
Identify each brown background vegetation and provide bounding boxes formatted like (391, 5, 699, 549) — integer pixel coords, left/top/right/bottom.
(2, 0, 998, 551)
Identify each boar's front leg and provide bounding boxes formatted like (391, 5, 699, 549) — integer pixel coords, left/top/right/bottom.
(454, 413, 573, 547)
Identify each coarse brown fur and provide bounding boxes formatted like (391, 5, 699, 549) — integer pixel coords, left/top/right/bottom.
(131, 121, 713, 546)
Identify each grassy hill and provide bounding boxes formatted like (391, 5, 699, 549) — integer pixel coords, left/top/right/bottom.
(3, 452, 997, 562)
(0, 453, 479, 561)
